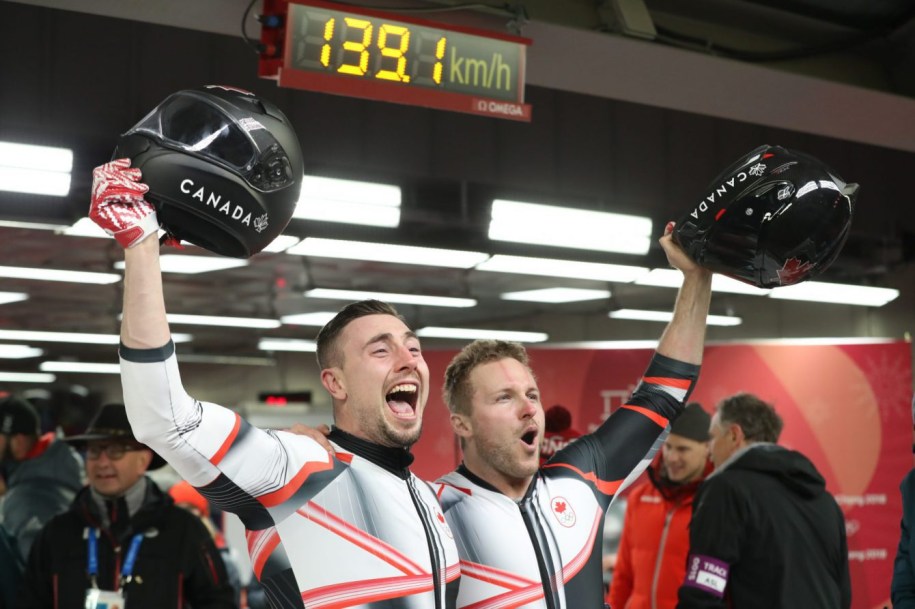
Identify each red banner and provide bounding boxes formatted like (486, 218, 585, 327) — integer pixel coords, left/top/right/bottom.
(413, 341, 913, 609)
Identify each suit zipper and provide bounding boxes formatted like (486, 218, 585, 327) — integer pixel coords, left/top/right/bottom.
(407, 476, 444, 609)
(519, 495, 561, 609)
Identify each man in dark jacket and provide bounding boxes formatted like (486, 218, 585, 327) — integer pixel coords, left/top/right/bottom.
(891, 394, 915, 607)
(18, 403, 234, 609)
(0, 395, 83, 562)
(677, 392, 850, 609)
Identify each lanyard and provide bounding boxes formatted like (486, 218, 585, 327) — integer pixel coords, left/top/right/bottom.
(87, 527, 145, 587)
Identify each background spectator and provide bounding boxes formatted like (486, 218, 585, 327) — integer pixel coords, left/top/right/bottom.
(678, 393, 850, 609)
(608, 402, 711, 609)
(18, 403, 234, 609)
(891, 394, 915, 607)
(539, 404, 582, 466)
(0, 395, 82, 562)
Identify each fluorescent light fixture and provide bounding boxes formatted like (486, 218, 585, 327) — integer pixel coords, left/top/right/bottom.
(0, 220, 65, 230)
(280, 312, 337, 326)
(0, 142, 72, 196)
(477, 255, 648, 282)
(0, 329, 192, 344)
(416, 327, 549, 342)
(636, 269, 772, 296)
(178, 354, 275, 366)
(305, 288, 477, 308)
(609, 309, 743, 326)
(293, 176, 402, 227)
(261, 235, 301, 253)
(542, 340, 660, 350)
(40, 361, 120, 374)
(0, 292, 28, 306)
(0, 265, 121, 285)
(114, 255, 248, 274)
(0, 344, 44, 359)
(258, 338, 318, 352)
(489, 199, 652, 255)
(287, 238, 489, 269)
(166, 314, 281, 329)
(0, 372, 56, 383)
(60, 217, 108, 238)
(767, 281, 899, 307)
(500, 287, 611, 303)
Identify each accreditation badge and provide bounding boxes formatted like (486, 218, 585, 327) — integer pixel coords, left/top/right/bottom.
(84, 588, 126, 609)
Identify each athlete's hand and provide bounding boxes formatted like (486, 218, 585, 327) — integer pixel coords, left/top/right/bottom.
(89, 158, 159, 248)
(660, 221, 706, 277)
(287, 423, 335, 454)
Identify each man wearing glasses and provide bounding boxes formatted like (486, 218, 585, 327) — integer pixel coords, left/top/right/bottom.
(18, 403, 235, 609)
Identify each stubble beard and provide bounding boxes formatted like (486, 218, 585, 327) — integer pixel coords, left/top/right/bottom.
(477, 432, 538, 482)
(361, 407, 422, 448)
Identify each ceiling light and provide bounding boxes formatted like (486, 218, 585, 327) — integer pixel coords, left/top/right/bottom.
(293, 176, 401, 227)
(477, 255, 648, 282)
(287, 238, 489, 268)
(635, 269, 772, 295)
(40, 361, 120, 374)
(178, 354, 275, 366)
(0, 372, 56, 383)
(0, 265, 121, 285)
(489, 199, 652, 255)
(0, 220, 65, 230)
(0, 344, 44, 359)
(261, 235, 301, 253)
(609, 309, 742, 326)
(166, 314, 281, 329)
(767, 281, 899, 306)
(0, 142, 73, 196)
(0, 329, 192, 344)
(280, 312, 337, 326)
(113, 255, 248, 274)
(416, 327, 549, 342)
(500, 287, 611, 303)
(0, 292, 28, 305)
(305, 288, 477, 308)
(542, 340, 660, 349)
(60, 217, 108, 238)
(258, 338, 318, 352)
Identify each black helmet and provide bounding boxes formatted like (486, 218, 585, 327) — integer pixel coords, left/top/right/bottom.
(113, 85, 303, 258)
(673, 144, 857, 288)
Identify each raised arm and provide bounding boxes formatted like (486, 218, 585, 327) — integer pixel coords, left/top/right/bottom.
(546, 221, 711, 503)
(89, 160, 335, 520)
(121, 233, 171, 348)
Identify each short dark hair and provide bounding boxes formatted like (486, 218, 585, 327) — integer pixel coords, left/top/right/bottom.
(443, 340, 531, 416)
(315, 300, 405, 369)
(716, 392, 783, 443)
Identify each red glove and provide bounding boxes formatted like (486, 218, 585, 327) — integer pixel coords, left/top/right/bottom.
(89, 158, 160, 248)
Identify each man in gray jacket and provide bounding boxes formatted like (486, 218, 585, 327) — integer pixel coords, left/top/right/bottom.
(0, 395, 83, 561)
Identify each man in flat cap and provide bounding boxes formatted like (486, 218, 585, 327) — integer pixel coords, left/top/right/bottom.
(0, 395, 82, 562)
(609, 402, 713, 609)
(18, 403, 234, 609)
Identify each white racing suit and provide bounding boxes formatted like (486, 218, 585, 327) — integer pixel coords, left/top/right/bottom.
(120, 341, 460, 609)
(436, 353, 699, 609)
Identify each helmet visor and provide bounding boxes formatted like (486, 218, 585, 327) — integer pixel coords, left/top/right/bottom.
(126, 92, 294, 192)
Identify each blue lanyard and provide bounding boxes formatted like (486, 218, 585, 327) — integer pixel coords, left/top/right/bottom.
(87, 527, 145, 582)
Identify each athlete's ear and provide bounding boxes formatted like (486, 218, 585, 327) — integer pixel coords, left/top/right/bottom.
(321, 368, 347, 401)
(450, 412, 474, 439)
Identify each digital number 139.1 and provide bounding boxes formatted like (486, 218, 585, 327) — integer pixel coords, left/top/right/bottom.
(295, 10, 448, 86)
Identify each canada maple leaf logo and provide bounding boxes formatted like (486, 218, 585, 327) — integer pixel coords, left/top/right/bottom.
(776, 257, 815, 286)
(253, 213, 269, 233)
(550, 496, 576, 527)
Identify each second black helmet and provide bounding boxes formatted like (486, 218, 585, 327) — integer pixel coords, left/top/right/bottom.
(673, 144, 856, 288)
